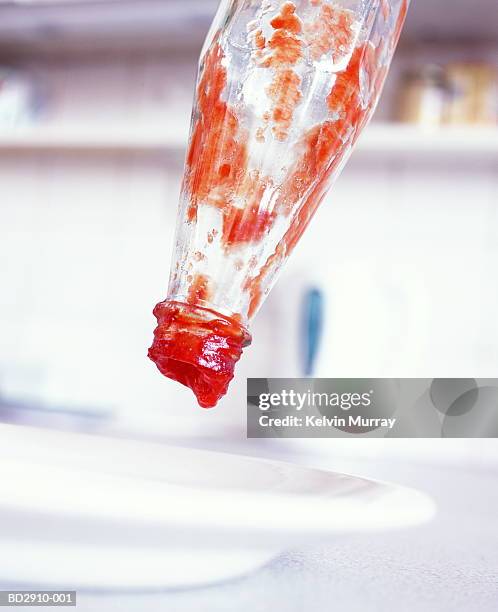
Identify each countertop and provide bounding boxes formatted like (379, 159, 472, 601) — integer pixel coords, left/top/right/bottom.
(10, 439, 497, 612)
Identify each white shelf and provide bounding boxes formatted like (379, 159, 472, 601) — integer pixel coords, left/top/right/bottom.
(0, 124, 188, 153)
(0, 123, 497, 157)
(357, 124, 498, 157)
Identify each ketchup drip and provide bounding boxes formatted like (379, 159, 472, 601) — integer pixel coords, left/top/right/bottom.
(148, 302, 251, 408)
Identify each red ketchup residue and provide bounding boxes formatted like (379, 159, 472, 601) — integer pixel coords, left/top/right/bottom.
(327, 44, 363, 115)
(245, 39, 368, 318)
(148, 301, 251, 408)
(259, 2, 304, 140)
(185, 41, 248, 225)
(305, 3, 355, 61)
(150, 0, 402, 406)
(267, 69, 302, 141)
(254, 30, 266, 49)
(380, 0, 391, 20)
(223, 203, 275, 247)
(187, 273, 211, 304)
(149, 38, 266, 408)
(221, 170, 275, 246)
(185, 37, 274, 249)
(394, 0, 409, 45)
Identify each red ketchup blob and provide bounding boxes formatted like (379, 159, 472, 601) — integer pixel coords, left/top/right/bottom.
(148, 301, 251, 408)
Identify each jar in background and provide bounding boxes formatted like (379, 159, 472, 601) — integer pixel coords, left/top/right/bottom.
(445, 63, 497, 125)
(396, 65, 450, 126)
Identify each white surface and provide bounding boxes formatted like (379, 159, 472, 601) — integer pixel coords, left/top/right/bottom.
(1, 438, 496, 612)
(0, 425, 434, 588)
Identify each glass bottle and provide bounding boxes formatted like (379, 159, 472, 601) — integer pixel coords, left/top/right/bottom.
(149, 0, 410, 407)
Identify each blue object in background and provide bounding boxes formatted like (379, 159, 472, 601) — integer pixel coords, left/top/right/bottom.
(301, 288, 324, 377)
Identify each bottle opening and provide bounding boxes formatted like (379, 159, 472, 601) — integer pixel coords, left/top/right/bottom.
(148, 301, 251, 408)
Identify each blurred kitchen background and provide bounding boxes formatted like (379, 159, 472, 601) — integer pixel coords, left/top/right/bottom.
(0, 0, 497, 447)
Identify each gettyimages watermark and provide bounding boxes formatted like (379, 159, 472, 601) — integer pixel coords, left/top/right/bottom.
(247, 379, 498, 438)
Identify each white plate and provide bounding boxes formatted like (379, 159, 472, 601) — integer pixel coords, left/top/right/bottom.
(0, 425, 435, 589)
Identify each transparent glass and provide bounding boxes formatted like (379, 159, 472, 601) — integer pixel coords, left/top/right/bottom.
(149, 0, 409, 407)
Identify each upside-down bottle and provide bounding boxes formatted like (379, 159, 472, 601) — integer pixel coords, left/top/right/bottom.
(149, 0, 410, 407)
